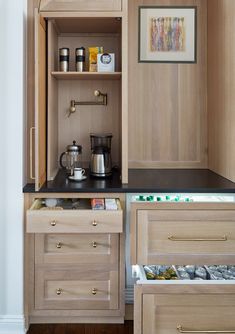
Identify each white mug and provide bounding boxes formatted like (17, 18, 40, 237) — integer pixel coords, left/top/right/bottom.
(73, 168, 85, 179)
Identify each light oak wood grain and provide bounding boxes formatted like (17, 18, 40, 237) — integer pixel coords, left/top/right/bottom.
(35, 233, 119, 264)
(51, 72, 122, 80)
(47, 20, 59, 180)
(40, 0, 122, 12)
(35, 265, 119, 310)
(26, 0, 40, 183)
(208, 0, 235, 182)
(128, 0, 208, 169)
(53, 31, 121, 169)
(142, 293, 235, 334)
(34, 11, 47, 190)
(27, 208, 123, 234)
(137, 209, 235, 264)
(131, 202, 235, 265)
(121, 0, 128, 183)
(24, 193, 125, 323)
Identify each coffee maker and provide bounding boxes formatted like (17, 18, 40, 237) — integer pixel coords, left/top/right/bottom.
(90, 133, 112, 177)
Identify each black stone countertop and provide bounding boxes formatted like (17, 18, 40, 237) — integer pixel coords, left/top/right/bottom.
(23, 169, 235, 193)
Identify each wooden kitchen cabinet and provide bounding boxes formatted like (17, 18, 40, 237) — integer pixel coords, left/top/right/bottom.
(131, 201, 235, 334)
(131, 202, 235, 265)
(35, 233, 119, 264)
(134, 283, 235, 334)
(35, 265, 119, 310)
(26, 198, 123, 233)
(39, 0, 122, 12)
(30, 1, 128, 190)
(24, 193, 125, 324)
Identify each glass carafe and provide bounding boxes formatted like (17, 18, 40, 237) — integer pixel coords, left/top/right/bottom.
(60, 140, 82, 173)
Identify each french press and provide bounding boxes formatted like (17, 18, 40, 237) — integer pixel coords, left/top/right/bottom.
(59, 140, 82, 174)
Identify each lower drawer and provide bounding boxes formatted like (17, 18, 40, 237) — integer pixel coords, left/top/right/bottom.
(35, 265, 119, 310)
(134, 266, 235, 334)
(35, 233, 119, 264)
(141, 291, 235, 334)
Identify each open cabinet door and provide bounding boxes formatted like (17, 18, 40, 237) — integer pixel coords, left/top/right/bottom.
(34, 9, 47, 191)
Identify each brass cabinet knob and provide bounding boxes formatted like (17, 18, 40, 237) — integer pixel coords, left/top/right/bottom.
(92, 241, 97, 248)
(50, 220, 57, 226)
(56, 242, 62, 249)
(92, 220, 97, 226)
(56, 288, 62, 295)
(92, 288, 97, 295)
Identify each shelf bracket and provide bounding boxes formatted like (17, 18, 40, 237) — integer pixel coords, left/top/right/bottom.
(68, 90, 107, 117)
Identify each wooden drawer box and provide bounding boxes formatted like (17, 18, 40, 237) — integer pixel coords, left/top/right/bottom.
(35, 233, 119, 264)
(134, 266, 235, 334)
(35, 265, 119, 310)
(39, 0, 122, 12)
(131, 203, 235, 265)
(27, 199, 123, 234)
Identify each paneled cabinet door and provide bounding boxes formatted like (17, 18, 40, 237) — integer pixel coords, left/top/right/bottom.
(39, 0, 122, 12)
(34, 10, 47, 190)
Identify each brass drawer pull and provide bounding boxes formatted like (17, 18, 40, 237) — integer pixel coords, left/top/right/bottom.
(168, 235, 227, 242)
(29, 127, 35, 180)
(92, 220, 97, 226)
(50, 220, 57, 226)
(92, 288, 97, 295)
(92, 241, 97, 248)
(56, 288, 62, 295)
(177, 325, 235, 333)
(56, 242, 62, 249)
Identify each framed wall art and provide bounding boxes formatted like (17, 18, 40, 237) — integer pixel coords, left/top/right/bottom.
(138, 6, 197, 63)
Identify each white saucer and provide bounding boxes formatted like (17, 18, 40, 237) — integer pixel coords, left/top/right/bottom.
(68, 175, 87, 182)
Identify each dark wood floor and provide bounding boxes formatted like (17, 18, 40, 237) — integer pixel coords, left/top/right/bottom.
(27, 321, 133, 334)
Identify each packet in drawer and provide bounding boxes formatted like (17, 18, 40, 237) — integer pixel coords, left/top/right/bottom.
(105, 198, 118, 210)
(91, 198, 104, 210)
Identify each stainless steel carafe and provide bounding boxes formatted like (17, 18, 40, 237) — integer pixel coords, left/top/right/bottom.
(90, 134, 112, 177)
(60, 140, 82, 173)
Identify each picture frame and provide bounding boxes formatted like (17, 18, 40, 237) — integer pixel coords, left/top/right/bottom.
(138, 6, 197, 63)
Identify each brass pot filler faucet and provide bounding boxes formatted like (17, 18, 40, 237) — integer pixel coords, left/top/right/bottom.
(68, 90, 107, 117)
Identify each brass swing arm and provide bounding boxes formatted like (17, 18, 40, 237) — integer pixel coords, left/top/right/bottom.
(68, 90, 107, 117)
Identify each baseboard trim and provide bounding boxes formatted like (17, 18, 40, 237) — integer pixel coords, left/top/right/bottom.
(29, 316, 124, 324)
(0, 315, 26, 334)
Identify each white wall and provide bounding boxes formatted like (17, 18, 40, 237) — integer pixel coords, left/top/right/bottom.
(0, 0, 26, 333)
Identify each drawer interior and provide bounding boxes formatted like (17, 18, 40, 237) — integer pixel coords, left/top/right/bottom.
(30, 198, 121, 211)
(134, 265, 235, 285)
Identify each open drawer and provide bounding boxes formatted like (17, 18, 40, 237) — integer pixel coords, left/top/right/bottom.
(26, 198, 123, 233)
(134, 265, 235, 334)
(131, 202, 235, 265)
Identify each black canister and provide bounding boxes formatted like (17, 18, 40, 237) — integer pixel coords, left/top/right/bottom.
(59, 48, 69, 72)
(76, 47, 85, 72)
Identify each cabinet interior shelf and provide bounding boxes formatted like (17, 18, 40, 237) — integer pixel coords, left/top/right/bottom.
(51, 71, 122, 80)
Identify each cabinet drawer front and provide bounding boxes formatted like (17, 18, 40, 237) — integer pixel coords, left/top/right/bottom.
(142, 293, 235, 334)
(136, 209, 235, 264)
(40, 0, 122, 11)
(35, 233, 119, 264)
(27, 206, 122, 233)
(35, 266, 119, 310)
